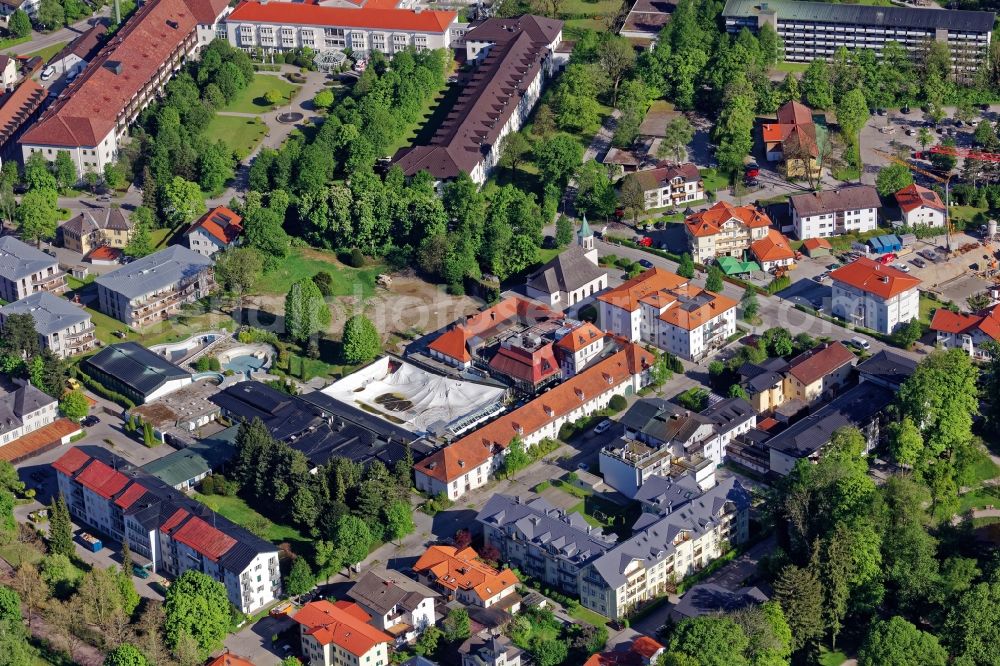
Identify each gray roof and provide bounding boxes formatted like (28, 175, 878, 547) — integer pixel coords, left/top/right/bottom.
(701, 398, 755, 435)
(789, 185, 881, 217)
(477, 494, 617, 563)
(0, 291, 90, 336)
(61, 207, 131, 236)
(459, 632, 522, 664)
(0, 379, 56, 437)
(526, 246, 605, 295)
(633, 473, 702, 514)
(739, 357, 788, 394)
(83, 342, 191, 399)
(857, 349, 917, 389)
(141, 425, 238, 487)
(95, 245, 212, 300)
(722, 0, 995, 33)
(766, 381, 894, 458)
(0, 236, 58, 282)
(347, 569, 438, 617)
(401, 658, 440, 666)
(588, 478, 751, 589)
(621, 398, 713, 446)
(672, 583, 768, 619)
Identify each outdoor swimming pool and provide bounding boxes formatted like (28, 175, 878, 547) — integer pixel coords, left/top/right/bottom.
(224, 354, 268, 377)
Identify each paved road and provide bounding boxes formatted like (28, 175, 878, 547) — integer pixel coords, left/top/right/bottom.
(6, 12, 109, 57)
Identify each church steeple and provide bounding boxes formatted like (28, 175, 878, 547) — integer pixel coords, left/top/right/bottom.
(577, 214, 597, 263)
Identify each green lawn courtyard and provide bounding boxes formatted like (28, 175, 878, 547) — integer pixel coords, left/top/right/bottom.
(220, 73, 301, 114)
(205, 114, 268, 156)
(258, 246, 385, 299)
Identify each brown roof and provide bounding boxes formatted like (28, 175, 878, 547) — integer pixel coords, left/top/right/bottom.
(762, 101, 818, 158)
(895, 183, 945, 213)
(0, 418, 79, 464)
(684, 201, 772, 238)
(638, 100, 680, 137)
(830, 257, 922, 299)
(51, 21, 107, 65)
(293, 601, 392, 656)
(786, 341, 855, 386)
(633, 163, 700, 193)
(789, 185, 881, 217)
(394, 15, 563, 179)
(801, 238, 832, 250)
(596, 267, 688, 312)
(0, 79, 46, 146)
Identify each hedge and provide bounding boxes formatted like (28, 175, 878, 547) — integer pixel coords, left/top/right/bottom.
(72, 367, 135, 410)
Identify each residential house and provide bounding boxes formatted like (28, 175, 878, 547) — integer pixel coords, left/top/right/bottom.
(761, 101, 821, 178)
(702, 397, 757, 457)
(95, 246, 215, 327)
(20, 0, 231, 174)
(53, 446, 280, 613)
(750, 229, 795, 271)
(185, 206, 243, 257)
(0, 378, 58, 451)
(412, 545, 520, 610)
(930, 304, 1000, 359)
(0, 291, 96, 358)
(584, 636, 665, 666)
(292, 600, 392, 666)
(633, 163, 704, 209)
(0, 55, 16, 89)
(555, 322, 605, 377)
(47, 21, 106, 77)
(394, 16, 562, 185)
(829, 258, 921, 334)
(413, 343, 653, 500)
(460, 632, 522, 666)
(723, 0, 994, 69)
(671, 583, 768, 620)
(0, 236, 67, 303)
(783, 341, 856, 404)
(525, 217, 607, 310)
(206, 652, 258, 666)
(855, 349, 917, 390)
(0, 0, 39, 18)
(789, 185, 881, 240)
(82, 342, 193, 405)
(895, 183, 947, 228)
(60, 208, 133, 256)
(347, 569, 438, 646)
(477, 494, 618, 596)
(597, 268, 689, 342)
(578, 478, 751, 619)
(737, 357, 788, 414)
(684, 201, 773, 264)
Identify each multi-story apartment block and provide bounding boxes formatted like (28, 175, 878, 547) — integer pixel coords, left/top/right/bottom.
(293, 600, 392, 666)
(684, 201, 773, 264)
(19, 0, 231, 174)
(0, 379, 58, 451)
(95, 246, 214, 327)
(224, 0, 456, 55)
(0, 236, 67, 303)
(395, 15, 563, 185)
(185, 206, 243, 257)
(60, 208, 134, 256)
(477, 494, 618, 596)
(830, 258, 921, 334)
(895, 183, 946, 228)
(346, 569, 438, 645)
(633, 163, 704, 209)
(53, 447, 280, 613)
(414, 342, 653, 500)
(413, 545, 520, 610)
(578, 478, 751, 619)
(722, 0, 995, 69)
(0, 291, 96, 358)
(789, 185, 881, 240)
(930, 304, 1000, 359)
(0, 79, 47, 162)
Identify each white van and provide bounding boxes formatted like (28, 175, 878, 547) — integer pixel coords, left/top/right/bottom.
(850, 336, 871, 351)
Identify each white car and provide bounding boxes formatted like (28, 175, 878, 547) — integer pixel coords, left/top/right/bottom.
(593, 419, 613, 434)
(40, 66, 56, 81)
(850, 336, 871, 351)
(893, 262, 910, 273)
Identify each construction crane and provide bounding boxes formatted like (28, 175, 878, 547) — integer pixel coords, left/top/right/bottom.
(873, 148, 957, 252)
(929, 145, 1000, 163)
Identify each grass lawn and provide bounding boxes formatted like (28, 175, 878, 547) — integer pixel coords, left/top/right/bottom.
(569, 494, 640, 540)
(205, 115, 268, 156)
(700, 167, 731, 195)
(0, 35, 30, 52)
(919, 293, 939, 324)
(79, 298, 237, 348)
(568, 603, 609, 627)
(0, 541, 43, 567)
(954, 487, 1000, 515)
(817, 648, 849, 666)
(774, 61, 809, 74)
(832, 165, 862, 182)
(150, 228, 171, 249)
(24, 41, 67, 63)
(193, 492, 310, 553)
(257, 246, 385, 299)
(967, 450, 1000, 484)
(219, 73, 300, 114)
(950, 204, 989, 227)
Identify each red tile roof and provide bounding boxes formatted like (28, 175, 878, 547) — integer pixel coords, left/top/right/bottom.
(895, 183, 945, 213)
(52, 446, 93, 476)
(415, 342, 653, 483)
(171, 515, 238, 561)
(830, 257, 921, 299)
(87, 246, 122, 262)
(227, 1, 456, 32)
(750, 229, 795, 264)
(428, 326, 471, 363)
(786, 342, 855, 386)
(583, 636, 665, 666)
(684, 201, 772, 238)
(293, 600, 392, 656)
(186, 206, 243, 246)
(160, 507, 188, 533)
(428, 296, 560, 363)
(413, 545, 518, 602)
(488, 342, 559, 386)
(206, 652, 257, 666)
(113, 481, 148, 509)
(76, 459, 130, 499)
(596, 267, 688, 312)
(801, 238, 832, 251)
(556, 322, 604, 352)
(658, 286, 738, 331)
(762, 101, 818, 157)
(0, 79, 45, 144)
(20, 0, 229, 148)
(632, 636, 665, 659)
(930, 305, 1000, 341)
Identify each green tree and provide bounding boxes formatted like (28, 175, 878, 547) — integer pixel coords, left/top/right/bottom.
(737, 601, 792, 666)
(758, 23, 783, 65)
(887, 416, 923, 467)
(649, 350, 673, 392)
(124, 222, 154, 258)
(0, 586, 21, 623)
(284, 278, 331, 343)
(59, 390, 89, 422)
(532, 639, 569, 666)
(774, 564, 824, 652)
(599, 36, 636, 107)
(618, 173, 646, 224)
(214, 247, 264, 317)
(802, 59, 834, 110)
(778, 72, 800, 105)
(858, 617, 946, 666)
(285, 557, 315, 597)
(657, 116, 695, 164)
(821, 520, 883, 649)
(341, 314, 380, 364)
(164, 570, 233, 658)
(384, 500, 414, 542)
(974, 118, 997, 149)
(264, 89, 286, 106)
(917, 127, 933, 152)
(52, 151, 77, 192)
(705, 265, 724, 292)
(104, 643, 149, 666)
(37, 0, 64, 29)
(443, 607, 471, 643)
(15, 187, 58, 246)
(313, 90, 334, 110)
(414, 625, 442, 656)
(162, 176, 205, 227)
(892, 319, 923, 349)
(677, 252, 695, 279)
(728, 384, 750, 400)
(501, 437, 531, 477)
(761, 327, 793, 357)
(836, 88, 870, 168)
(668, 616, 749, 666)
(103, 162, 127, 191)
(23, 153, 57, 191)
(499, 132, 531, 176)
(875, 163, 914, 197)
(331, 515, 372, 570)
(8, 9, 31, 37)
(555, 215, 573, 247)
(741, 286, 759, 321)
(48, 494, 74, 557)
(945, 581, 1000, 665)
(576, 160, 617, 219)
(534, 133, 583, 188)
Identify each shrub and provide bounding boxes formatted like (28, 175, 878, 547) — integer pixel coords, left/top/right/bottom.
(608, 394, 627, 413)
(343, 248, 365, 268)
(312, 271, 334, 296)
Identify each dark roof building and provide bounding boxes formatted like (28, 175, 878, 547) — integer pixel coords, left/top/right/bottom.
(671, 583, 768, 620)
(525, 245, 607, 310)
(141, 425, 238, 489)
(82, 342, 192, 405)
(856, 349, 918, 389)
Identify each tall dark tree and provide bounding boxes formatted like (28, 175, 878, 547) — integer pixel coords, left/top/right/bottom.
(48, 494, 74, 558)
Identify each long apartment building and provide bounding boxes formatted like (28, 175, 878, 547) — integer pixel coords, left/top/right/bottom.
(0, 236, 67, 303)
(95, 245, 214, 327)
(19, 0, 230, 173)
(223, 0, 458, 55)
(0, 291, 96, 358)
(394, 15, 563, 185)
(722, 0, 995, 67)
(789, 185, 881, 240)
(413, 341, 654, 500)
(53, 447, 280, 614)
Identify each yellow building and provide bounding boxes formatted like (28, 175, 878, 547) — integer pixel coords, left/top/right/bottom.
(60, 208, 133, 256)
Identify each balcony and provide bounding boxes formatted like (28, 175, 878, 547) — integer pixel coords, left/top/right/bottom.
(33, 271, 67, 293)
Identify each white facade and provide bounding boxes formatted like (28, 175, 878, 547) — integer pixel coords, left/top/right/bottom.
(901, 204, 946, 228)
(831, 280, 920, 334)
(226, 16, 453, 55)
(558, 331, 605, 378)
(0, 384, 57, 449)
(186, 227, 230, 257)
(793, 205, 878, 240)
(641, 175, 704, 209)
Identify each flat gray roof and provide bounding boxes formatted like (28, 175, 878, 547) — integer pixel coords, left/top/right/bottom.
(0, 291, 90, 336)
(0, 236, 58, 283)
(722, 0, 995, 33)
(95, 245, 212, 300)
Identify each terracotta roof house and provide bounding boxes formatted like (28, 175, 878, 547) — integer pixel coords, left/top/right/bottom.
(413, 545, 520, 609)
(555, 321, 606, 377)
(895, 183, 947, 228)
(488, 334, 560, 394)
(185, 206, 243, 257)
(784, 341, 857, 404)
(762, 100, 821, 179)
(750, 229, 795, 271)
(801, 237, 832, 257)
(293, 600, 393, 666)
(206, 652, 257, 666)
(584, 636, 666, 666)
(830, 258, 921, 334)
(60, 207, 133, 256)
(931, 303, 1000, 359)
(789, 185, 881, 240)
(632, 162, 704, 209)
(394, 15, 563, 184)
(0, 79, 45, 156)
(684, 201, 773, 264)
(347, 569, 438, 645)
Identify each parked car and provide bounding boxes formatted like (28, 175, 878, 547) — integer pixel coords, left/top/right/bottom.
(132, 564, 150, 579)
(849, 336, 871, 351)
(893, 262, 911, 273)
(911, 257, 927, 268)
(81, 415, 99, 427)
(744, 162, 760, 178)
(638, 259, 654, 268)
(901, 105, 911, 114)
(816, 271, 830, 282)
(826, 263, 841, 271)
(637, 236, 653, 247)
(594, 419, 613, 434)
(40, 66, 55, 81)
